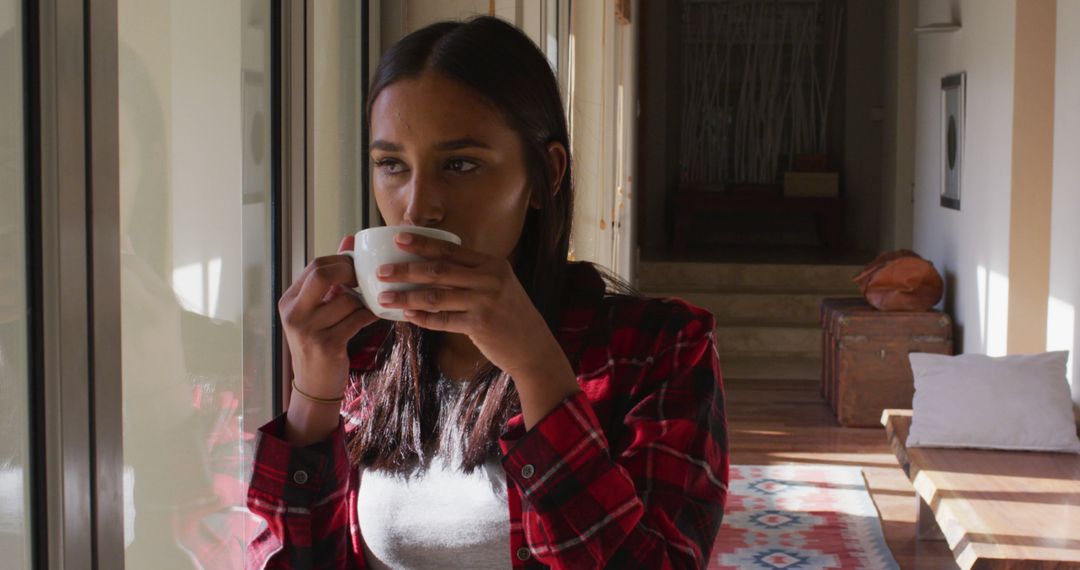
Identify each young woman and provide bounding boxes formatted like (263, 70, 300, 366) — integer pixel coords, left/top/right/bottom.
(247, 16, 728, 570)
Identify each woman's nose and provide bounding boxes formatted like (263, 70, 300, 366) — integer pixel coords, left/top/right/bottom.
(400, 173, 444, 227)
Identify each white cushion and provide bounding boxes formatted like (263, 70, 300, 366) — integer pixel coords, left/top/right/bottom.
(907, 351, 1080, 453)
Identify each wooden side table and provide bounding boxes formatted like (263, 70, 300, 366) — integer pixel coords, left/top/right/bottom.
(821, 298, 953, 427)
(670, 188, 845, 250)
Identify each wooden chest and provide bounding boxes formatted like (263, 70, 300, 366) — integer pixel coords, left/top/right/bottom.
(820, 298, 953, 427)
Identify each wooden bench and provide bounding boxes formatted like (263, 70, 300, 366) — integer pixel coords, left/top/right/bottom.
(882, 409, 1080, 569)
(670, 187, 845, 250)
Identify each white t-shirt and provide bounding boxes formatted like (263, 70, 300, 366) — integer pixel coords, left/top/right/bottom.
(356, 375, 511, 569)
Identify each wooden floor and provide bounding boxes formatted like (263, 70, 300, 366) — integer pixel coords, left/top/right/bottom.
(725, 376, 959, 570)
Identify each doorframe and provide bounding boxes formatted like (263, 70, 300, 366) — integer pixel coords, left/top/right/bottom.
(85, 0, 123, 565)
(277, 0, 312, 411)
(33, 0, 118, 566)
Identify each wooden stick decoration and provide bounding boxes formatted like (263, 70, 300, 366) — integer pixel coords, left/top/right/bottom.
(678, 0, 843, 186)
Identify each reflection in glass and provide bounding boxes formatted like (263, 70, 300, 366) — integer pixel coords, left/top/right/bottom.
(0, 0, 31, 567)
(118, 0, 273, 567)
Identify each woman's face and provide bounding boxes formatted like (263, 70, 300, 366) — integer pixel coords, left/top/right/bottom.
(369, 71, 533, 261)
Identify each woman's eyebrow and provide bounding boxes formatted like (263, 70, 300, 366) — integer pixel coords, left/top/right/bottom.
(371, 140, 402, 152)
(434, 137, 492, 151)
(370, 137, 493, 152)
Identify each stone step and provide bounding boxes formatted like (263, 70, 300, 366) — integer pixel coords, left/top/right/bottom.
(714, 322, 821, 359)
(647, 290, 852, 325)
(721, 356, 822, 382)
(637, 261, 863, 294)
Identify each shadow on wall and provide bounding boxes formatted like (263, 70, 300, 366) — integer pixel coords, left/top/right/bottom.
(942, 269, 964, 351)
(1046, 295, 1077, 417)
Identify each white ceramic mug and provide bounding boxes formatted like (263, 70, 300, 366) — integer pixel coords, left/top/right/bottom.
(341, 226, 462, 321)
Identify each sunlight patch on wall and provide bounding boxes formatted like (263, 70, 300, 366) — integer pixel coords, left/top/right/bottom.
(977, 264, 1010, 356)
(172, 261, 204, 314)
(1047, 296, 1075, 387)
(978, 264, 988, 350)
(171, 256, 222, 317)
(207, 256, 222, 318)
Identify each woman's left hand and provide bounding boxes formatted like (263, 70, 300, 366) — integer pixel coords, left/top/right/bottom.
(375, 231, 568, 382)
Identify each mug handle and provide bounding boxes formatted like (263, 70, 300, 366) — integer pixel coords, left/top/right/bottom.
(337, 250, 368, 309)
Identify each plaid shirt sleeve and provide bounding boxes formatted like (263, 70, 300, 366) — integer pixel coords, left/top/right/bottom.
(498, 303, 729, 569)
(245, 414, 359, 570)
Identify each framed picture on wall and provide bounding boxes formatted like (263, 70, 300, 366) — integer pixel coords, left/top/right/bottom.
(941, 72, 965, 210)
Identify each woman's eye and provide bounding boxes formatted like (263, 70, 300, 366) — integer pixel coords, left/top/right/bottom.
(446, 158, 479, 173)
(374, 159, 406, 175)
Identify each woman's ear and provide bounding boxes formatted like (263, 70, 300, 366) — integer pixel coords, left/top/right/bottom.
(531, 141, 568, 209)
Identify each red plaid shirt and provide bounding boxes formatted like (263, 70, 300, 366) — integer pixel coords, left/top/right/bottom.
(246, 262, 729, 569)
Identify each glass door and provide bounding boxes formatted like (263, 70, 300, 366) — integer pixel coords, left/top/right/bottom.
(117, 0, 275, 566)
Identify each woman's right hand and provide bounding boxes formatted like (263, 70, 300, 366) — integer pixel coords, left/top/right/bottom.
(278, 234, 379, 446)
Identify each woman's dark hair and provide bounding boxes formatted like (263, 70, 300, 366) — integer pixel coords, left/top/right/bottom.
(347, 16, 580, 473)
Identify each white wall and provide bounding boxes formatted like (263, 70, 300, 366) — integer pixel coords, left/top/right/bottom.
(1048, 1, 1080, 409)
(912, 0, 1016, 356)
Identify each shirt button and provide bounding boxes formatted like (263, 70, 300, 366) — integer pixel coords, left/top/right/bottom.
(516, 547, 531, 561)
(292, 470, 309, 485)
(521, 464, 535, 479)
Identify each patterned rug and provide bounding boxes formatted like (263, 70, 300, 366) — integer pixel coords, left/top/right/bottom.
(708, 465, 899, 570)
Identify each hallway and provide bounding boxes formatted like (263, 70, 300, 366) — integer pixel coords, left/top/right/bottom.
(637, 253, 960, 568)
